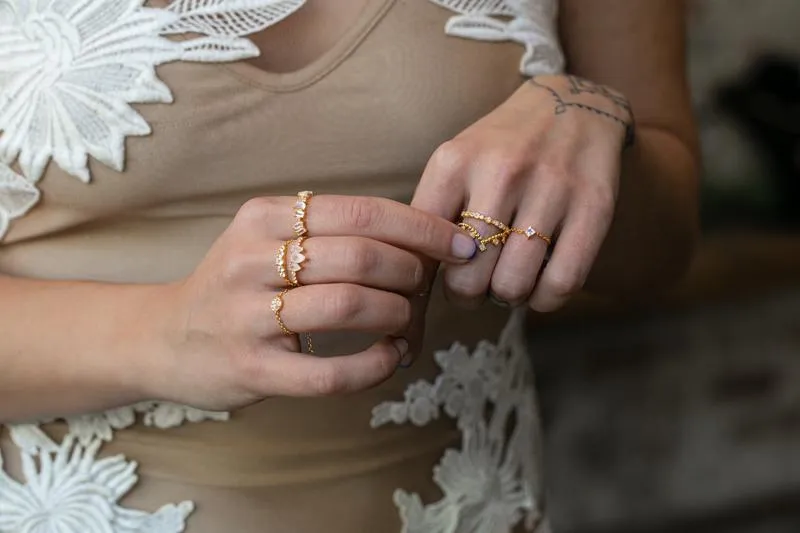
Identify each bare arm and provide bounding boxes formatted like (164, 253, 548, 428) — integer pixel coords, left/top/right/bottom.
(0, 196, 474, 423)
(560, 0, 701, 294)
(0, 276, 162, 422)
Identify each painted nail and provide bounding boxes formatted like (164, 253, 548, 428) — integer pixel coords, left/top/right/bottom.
(452, 232, 478, 260)
(394, 338, 413, 368)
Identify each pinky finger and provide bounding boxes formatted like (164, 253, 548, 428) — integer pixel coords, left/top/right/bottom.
(256, 337, 408, 397)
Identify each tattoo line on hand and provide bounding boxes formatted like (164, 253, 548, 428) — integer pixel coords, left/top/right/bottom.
(530, 75, 636, 148)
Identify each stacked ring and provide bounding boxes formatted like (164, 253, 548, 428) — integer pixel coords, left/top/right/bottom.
(275, 239, 291, 285)
(278, 191, 315, 353)
(293, 190, 313, 237)
(274, 236, 308, 288)
(286, 236, 307, 286)
(459, 210, 512, 252)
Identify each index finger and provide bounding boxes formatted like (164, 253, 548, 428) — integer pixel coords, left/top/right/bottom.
(307, 195, 477, 263)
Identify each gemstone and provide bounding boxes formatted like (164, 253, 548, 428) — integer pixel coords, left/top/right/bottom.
(270, 297, 283, 312)
(524, 226, 537, 238)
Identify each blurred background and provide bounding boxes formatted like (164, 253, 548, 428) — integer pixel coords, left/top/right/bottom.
(534, 1, 800, 531)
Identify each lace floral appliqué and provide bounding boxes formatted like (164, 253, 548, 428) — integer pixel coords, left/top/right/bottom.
(372, 310, 547, 533)
(0, 0, 305, 238)
(0, 435, 193, 533)
(431, 0, 564, 76)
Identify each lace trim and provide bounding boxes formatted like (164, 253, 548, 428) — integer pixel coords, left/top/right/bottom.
(1, 312, 545, 532)
(0, 0, 306, 239)
(0, 435, 194, 533)
(372, 309, 546, 532)
(0, 0, 562, 241)
(430, 0, 564, 77)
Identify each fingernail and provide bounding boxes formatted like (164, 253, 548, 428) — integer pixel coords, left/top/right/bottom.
(489, 293, 511, 308)
(394, 338, 412, 368)
(452, 232, 478, 260)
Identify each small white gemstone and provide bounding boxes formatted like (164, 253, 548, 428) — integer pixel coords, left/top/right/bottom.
(524, 227, 536, 238)
(271, 297, 283, 313)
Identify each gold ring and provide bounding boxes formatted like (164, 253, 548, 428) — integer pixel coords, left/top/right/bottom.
(270, 289, 316, 353)
(271, 289, 294, 336)
(460, 210, 510, 232)
(286, 236, 307, 287)
(459, 211, 511, 251)
(457, 222, 487, 252)
(293, 191, 313, 237)
(275, 240, 291, 286)
(511, 225, 553, 246)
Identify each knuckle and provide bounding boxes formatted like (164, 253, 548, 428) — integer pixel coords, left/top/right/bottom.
(306, 362, 345, 396)
(236, 197, 275, 224)
(430, 140, 468, 174)
(343, 242, 380, 277)
(585, 182, 617, 221)
(544, 271, 582, 301)
(344, 197, 382, 231)
(446, 273, 487, 301)
(491, 275, 530, 303)
(483, 149, 525, 186)
(323, 285, 364, 323)
(536, 158, 571, 186)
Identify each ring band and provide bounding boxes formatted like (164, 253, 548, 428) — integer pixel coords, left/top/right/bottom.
(293, 191, 313, 237)
(511, 225, 553, 246)
(275, 240, 291, 286)
(460, 210, 510, 232)
(271, 289, 294, 336)
(459, 210, 511, 252)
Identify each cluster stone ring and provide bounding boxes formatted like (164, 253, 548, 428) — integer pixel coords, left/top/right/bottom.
(293, 190, 313, 237)
(275, 237, 308, 287)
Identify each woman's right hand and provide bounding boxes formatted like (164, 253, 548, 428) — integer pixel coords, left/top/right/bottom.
(141, 194, 478, 412)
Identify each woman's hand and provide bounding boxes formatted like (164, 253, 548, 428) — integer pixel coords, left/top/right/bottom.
(141, 194, 477, 412)
(412, 74, 634, 312)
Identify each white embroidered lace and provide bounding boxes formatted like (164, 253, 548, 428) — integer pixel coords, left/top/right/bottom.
(0, 435, 194, 533)
(372, 309, 546, 533)
(430, 0, 563, 76)
(0, 1, 557, 530)
(0, 0, 563, 241)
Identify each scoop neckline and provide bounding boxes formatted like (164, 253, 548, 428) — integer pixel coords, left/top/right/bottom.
(218, 0, 396, 93)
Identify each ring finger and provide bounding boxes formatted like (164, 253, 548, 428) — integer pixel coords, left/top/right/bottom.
(490, 179, 567, 305)
(444, 186, 517, 308)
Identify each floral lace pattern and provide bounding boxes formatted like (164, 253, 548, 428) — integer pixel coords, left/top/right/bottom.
(430, 0, 564, 76)
(372, 309, 547, 533)
(0, 0, 305, 239)
(0, 435, 193, 533)
(0, 1, 556, 530)
(0, 0, 562, 241)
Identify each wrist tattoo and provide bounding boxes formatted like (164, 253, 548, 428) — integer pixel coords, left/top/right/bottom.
(530, 75, 636, 148)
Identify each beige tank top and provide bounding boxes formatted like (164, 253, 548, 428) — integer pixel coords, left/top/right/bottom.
(0, 1, 564, 532)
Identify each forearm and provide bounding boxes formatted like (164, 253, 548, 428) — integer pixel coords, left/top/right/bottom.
(586, 126, 700, 295)
(0, 275, 164, 422)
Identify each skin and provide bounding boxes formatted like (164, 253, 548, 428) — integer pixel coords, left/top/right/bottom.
(0, 0, 698, 421)
(0, 197, 476, 421)
(413, 0, 699, 312)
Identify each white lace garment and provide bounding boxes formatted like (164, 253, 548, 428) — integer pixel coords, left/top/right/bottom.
(0, 1, 563, 531)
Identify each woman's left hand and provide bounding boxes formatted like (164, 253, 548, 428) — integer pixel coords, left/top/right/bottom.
(412, 73, 635, 312)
